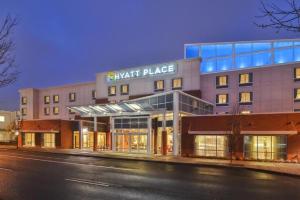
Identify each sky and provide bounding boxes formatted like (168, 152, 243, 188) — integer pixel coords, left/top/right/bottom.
(0, 0, 297, 110)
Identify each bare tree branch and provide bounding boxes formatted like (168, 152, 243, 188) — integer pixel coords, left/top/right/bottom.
(0, 14, 18, 88)
(255, 0, 300, 33)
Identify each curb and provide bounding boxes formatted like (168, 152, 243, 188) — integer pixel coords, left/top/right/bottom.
(10, 148, 300, 178)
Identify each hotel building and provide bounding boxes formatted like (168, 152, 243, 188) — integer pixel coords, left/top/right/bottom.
(18, 39, 300, 161)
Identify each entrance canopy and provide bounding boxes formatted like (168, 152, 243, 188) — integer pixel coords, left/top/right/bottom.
(69, 91, 214, 117)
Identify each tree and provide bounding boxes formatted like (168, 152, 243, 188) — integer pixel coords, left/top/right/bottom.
(256, 0, 300, 32)
(228, 102, 242, 163)
(0, 14, 18, 88)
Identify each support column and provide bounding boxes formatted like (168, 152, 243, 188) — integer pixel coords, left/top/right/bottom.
(79, 120, 83, 149)
(173, 91, 179, 156)
(147, 116, 152, 155)
(111, 117, 116, 151)
(93, 116, 98, 151)
(162, 112, 167, 155)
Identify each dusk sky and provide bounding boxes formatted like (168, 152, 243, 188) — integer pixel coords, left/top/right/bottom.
(0, 0, 297, 110)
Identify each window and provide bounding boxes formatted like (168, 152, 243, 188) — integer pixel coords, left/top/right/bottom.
(43, 133, 55, 148)
(294, 68, 300, 81)
(69, 108, 75, 114)
(53, 95, 59, 103)
(216, 75, 228, 88)
(53, 106, 59, 115)
(241, 110, 251, 114)
(194, 135, 228, 157)
(239, 92, 253, 104)
(154, 80, 164, 91)
(216, 94, 228, 105)
(239, 73, 253, 86)
(120, 84, 129, 95)
(172, 78, 182, 90)
(44, 107, 50, 115)
(21, 107, 27, 116)
(44, 96, 50, 104)
(0, 116, 4, 122)
(69, 92, 76, 102)
(108, 86, 116, 96)
(21, 97, 27, 105)
(294, 88, 300, 102)
(24, 133, 35, 147)
(92, 90, 96, 99)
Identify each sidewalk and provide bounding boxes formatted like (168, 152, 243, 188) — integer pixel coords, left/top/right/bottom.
(13, 147, 300, 177)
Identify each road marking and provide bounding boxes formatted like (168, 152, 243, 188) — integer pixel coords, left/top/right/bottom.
(0, 167, 13, 172)
(0, 154, 133, 171)
(65, 178, 110, 187)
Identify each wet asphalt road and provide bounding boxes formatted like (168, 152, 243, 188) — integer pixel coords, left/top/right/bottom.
(0, 150, 300, 200)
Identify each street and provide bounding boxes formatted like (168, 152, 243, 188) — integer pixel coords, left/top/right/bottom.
(0, 150, 300, 200)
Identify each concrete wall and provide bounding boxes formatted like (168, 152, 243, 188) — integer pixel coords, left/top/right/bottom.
(200, 63, 300, 114)
(19, 82, 96, 120)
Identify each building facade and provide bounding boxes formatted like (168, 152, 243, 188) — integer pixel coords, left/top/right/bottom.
(0, 110, 18, 143)
(18, 39, 300, 161)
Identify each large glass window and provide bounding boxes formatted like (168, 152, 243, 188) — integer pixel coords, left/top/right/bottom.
(244, 136, 287, 160)
(108, 86, 116, 96)
(154, 80, 164, 91)
(216, 75, 228, 88)
(43, 133, 55, 148)
(216, 94, 228, 105)
(194, 135, 228, 157)
(24, 133, 35, 147)
(239, 92, 252, 104)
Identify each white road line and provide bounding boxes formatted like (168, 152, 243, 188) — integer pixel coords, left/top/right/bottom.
(0, 154, 133, 171)
(65, 178, 110, 187)
(0, 167, 13, 172)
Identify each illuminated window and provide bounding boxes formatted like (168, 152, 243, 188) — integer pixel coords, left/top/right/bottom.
(294, 88, 300, 101)
(92, 90, 96, 99)
(241, 110, 251, 114)
(53, 95, 59, 103)
(24, 133, 35, 147)
(108, 86, 116, 96)
(0, 116, 4, 122)
(216, 75, 228, 88)
(53, 106, 59, 115)
(239, 92, 253, 104)
(294, 68, 300, 81)
(194, 135, 228, 157)
(120, 84, 129, 95)
(69, 108, 75, 114)
(43, 133, 55, 148)
(216, 94, 228, 105)
(154, 80, 164, 91)
(21, 97, 27, 105)
(69, 92, 76, 102)
(21, 107, 27, 116)
(44, 107, 50, 115)
(172, 78, 182, 90)
(239, 73, 253, 86)
(44, 96, 50, 104)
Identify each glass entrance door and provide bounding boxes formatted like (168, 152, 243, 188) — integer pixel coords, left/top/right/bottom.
(97, 132, 106, 150)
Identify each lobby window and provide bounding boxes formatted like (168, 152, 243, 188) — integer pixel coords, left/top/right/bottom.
(120, 84, 129, 95)
(43, 133, 55, 148)
(172, 78, 182, 90)
(294, 88, 300, 102)
(53, 95, 59, 103)
(294, 67, 300, 81)
(21, 97, 27, 105)
(69, 92, 76, 102)
(194, 135, 228, 157)
(108, 86, 116, 96)
(241, 110, 251, 114)
(21, 107, 27, 116)
(92, 90, 96, 99)
(24, 133, 35, 147)
(239, 92, 253, 105)
(239, 73, 253, 86)
(0, 116, 4, 122)
(44, 96, 50, 104)
(216, 75, 228, 88)
(154, 80, 164, 92)
(44, 107, 50, 116)
(216, 94, 228, 106)
(53, 106, 59, 115)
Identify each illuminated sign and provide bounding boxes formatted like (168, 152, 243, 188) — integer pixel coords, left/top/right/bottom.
(106, 62, 177, 82)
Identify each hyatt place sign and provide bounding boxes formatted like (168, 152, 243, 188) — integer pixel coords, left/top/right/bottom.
(106, 62, 177, 82)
